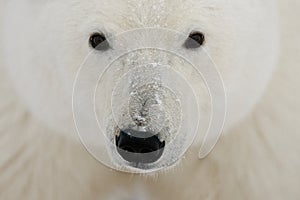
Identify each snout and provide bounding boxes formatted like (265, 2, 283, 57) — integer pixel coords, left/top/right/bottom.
(115, 129, 165, 164)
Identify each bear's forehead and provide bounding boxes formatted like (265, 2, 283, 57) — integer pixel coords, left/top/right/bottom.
(124, 0, 188, 27)
(77, 0, 220, 30)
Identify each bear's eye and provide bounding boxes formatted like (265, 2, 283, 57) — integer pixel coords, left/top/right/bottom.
(89, 33, 110, 51)
(184, 32, 205, 49)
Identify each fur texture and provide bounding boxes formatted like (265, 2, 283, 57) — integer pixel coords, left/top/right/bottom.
(0, 0, 300, 199)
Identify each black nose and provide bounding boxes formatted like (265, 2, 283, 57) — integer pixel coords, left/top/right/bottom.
(115, 129, 165, 164)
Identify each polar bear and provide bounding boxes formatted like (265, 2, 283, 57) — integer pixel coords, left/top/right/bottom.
(0, 0, 299, 199)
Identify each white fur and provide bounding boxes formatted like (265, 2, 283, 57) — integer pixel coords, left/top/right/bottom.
(0, 0, 299, 199)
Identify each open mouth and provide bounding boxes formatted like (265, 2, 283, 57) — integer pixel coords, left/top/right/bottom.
(115, 129, 165, 165)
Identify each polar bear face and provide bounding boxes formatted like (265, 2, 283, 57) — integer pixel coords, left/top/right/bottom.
(2, 0, 279, 171)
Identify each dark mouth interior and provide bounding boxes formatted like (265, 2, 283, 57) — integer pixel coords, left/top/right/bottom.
(115, 129, 165, 164)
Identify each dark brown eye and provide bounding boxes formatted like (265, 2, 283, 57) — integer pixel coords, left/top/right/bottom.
(184, 32, 205, 49)
(89, 33, 110, 51)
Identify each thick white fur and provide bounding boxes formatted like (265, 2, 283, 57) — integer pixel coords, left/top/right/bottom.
(0, 0, 279, 137)
(0, 0, 300, 199)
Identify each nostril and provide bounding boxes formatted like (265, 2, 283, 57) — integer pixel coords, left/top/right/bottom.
(115, 129, 165, 164)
